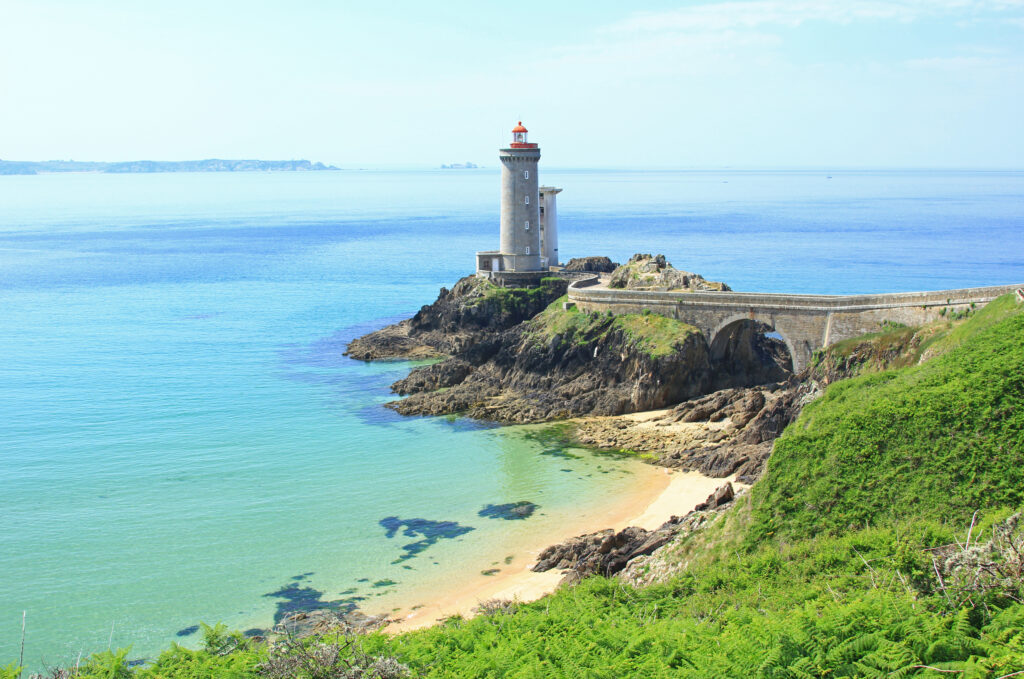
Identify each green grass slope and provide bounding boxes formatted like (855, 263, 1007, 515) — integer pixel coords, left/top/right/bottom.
(749, 294, 1024, 543)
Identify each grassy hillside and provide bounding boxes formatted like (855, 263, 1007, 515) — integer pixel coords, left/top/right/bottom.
(8, 295, 1024, 678)
(749, 294, 1024, 543)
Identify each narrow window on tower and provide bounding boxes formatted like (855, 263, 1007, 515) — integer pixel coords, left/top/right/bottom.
(523, 170, 529, 179)
(524, 220, 530, 230)
(525, 247, 530, 255)
(525, 195, 529, 205)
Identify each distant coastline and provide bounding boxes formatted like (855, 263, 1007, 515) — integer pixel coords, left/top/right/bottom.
(0, 158, 340, 175)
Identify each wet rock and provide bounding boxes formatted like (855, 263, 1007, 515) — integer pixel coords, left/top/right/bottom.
(391, 359, 473, 395)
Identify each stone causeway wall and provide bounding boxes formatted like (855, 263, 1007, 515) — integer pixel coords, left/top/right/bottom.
(568, 282, 1023, 372)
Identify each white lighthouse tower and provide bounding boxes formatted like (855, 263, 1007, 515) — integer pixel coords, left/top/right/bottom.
(477, 122, 561, 280)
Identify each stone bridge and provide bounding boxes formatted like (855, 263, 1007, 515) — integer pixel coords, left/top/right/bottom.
(567, 280, 1023, 373)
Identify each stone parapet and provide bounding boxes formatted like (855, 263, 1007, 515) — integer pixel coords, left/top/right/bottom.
(567, 281, 1023, 372)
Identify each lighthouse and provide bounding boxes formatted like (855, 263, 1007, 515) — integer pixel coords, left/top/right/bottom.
(476, 122, 561, 280)
(498, 121, 541, 271)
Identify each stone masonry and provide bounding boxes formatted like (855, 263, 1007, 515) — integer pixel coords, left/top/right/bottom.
(568, 281, 1023, 372)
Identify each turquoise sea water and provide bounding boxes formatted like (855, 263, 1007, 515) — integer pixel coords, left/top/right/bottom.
(2, 169, 1023, 668)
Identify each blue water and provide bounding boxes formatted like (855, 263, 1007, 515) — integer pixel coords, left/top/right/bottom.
(1, 169, 1023, 668)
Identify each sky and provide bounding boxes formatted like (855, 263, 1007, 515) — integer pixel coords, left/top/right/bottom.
(2, 0, 1023, 168)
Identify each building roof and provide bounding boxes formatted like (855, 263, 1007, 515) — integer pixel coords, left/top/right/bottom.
(512, 121, 528, 133)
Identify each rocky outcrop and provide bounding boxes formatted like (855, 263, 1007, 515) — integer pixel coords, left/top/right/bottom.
(350, 262, 793, 424)
(275, 609, 389, 638)
(532, 483, 736, 584)
(387, 313, 716, 423)
(608, 254, 731, 292)
(808, 325, 928, 384)
(345, 276, 567, 361)
(573, 377, 820, 485)
(693, 482, 734, 511)
(391, 359, 474, 395)
(563, 256, 618, 273)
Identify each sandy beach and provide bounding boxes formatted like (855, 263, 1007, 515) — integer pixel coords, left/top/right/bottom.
(385, 461, 731, 633)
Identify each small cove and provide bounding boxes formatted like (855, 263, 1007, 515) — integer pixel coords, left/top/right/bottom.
(1, 168, 1022, 669)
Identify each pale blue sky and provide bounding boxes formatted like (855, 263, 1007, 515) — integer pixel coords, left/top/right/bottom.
(2, 0, 1023, 167)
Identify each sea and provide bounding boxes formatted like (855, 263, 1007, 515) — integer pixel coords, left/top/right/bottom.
(2, 168, 1023, 669)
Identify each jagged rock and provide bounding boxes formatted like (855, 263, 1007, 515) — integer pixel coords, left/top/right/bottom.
(608, 254, 731, 292)
(739, 379, 818, 444)
(731, 390, 766, 427)
(532, 525, 675, 581)
(276, 609, 388, 638)
(563, 256, 618, 273)
(694, 482, 734, 511)
(658, 441, 772, 479)
(388, 320, 715, 423)
(673, 389, 742, 422)
(391, 359, 473, 395)
(345, 276, 567, 361)
(535, 490, 745, 585)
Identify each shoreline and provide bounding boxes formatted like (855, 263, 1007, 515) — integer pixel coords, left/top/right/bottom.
(383, 461, 730, 633)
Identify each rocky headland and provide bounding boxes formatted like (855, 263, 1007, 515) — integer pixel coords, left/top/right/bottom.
(346, 256, 789, 424)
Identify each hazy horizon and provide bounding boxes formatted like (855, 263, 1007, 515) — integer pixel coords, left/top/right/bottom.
(3, 0, 1023, 169)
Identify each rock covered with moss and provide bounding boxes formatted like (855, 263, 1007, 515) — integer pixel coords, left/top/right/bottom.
(608, 254, 731, 292)
(388, 302, 714, 423)
(344, 276, 568, 360)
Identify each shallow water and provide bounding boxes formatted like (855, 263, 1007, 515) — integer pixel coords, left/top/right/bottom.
(1, 168, 1022, 667)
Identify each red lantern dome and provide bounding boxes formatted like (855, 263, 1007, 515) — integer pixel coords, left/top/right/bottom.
(510, 121, 537, 148)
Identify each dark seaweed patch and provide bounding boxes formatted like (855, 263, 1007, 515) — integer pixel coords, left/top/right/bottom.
(290, 572, 314, 581)
(379, 516, 475, 563)
(478, 501, 538, 521)
(373, 579, 397, 588)
(538, 447, 581, 459)
(263, 582, 367, 623)
(481, 569, 500, 576)
(520, 423, 575, 448)
(175, 625, 199, 637)
(244, 628, 266, 638)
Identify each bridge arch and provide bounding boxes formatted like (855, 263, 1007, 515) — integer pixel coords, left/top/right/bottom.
(708, 313, 799, 376)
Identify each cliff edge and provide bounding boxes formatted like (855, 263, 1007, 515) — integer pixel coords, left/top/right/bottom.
(346, 257, 789, 424)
